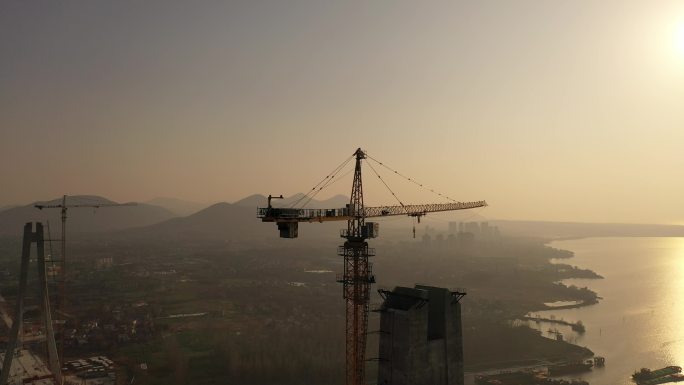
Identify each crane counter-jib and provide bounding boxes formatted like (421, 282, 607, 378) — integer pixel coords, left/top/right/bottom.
(256, 200, 488, 223)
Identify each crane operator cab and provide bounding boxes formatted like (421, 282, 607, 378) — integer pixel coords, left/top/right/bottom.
(263, 194, 300, 238)
(278, 222, 299, 238)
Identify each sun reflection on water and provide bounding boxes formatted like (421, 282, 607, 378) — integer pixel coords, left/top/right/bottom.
(543, 237, 684, 384)
(661, 238, 684, 365)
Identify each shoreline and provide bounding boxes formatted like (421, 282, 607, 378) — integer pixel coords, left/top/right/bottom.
(466, 238, 602, 376)
(543, 238, 602, 310)
(533, 297, 600, 312)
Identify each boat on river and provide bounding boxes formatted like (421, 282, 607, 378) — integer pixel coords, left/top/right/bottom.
(632, 366, 683, 384)
(636, 373, 684, 385)
(548, 360, 593, 376)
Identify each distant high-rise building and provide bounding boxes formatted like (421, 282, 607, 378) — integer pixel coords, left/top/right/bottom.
(457, 231, 475, 246)
(480, 222, 490, 237)
(422, 233, 432, 246)
(377, 285, 465, 385)
(447, 233, 457, 248)
(464, 222, 480, 234)
(448, 222, 458, 234)
(435, 234, 445, 249)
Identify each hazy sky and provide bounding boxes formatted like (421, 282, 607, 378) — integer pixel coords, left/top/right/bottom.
(1, 1, 683, 224)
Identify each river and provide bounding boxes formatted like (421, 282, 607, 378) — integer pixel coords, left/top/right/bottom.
(528, 237, 684, 385)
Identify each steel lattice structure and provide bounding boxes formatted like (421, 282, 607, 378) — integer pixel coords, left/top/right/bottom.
(257, 201, 487, 223)
(339, 148, 373, 385)
(257, 148, 486, 385)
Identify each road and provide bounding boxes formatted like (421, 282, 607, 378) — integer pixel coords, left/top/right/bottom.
(0, 293, 13, 329)
(0, 294, 46, 344)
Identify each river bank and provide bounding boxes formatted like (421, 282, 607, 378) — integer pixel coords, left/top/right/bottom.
(527, 237, 684, 385)
(463, 238, 605, 382)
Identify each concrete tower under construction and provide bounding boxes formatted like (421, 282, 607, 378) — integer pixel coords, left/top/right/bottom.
(377, 285, 465, 385)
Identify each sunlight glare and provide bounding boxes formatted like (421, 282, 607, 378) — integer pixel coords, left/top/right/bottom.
(670, 238, 684, 365)
(677, 22, 684, 58)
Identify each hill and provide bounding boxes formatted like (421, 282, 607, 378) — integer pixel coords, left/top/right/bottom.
(134, 193, 684, 243)
(133, 200, 342, 242)
(0, 205, 19, 213)
(145, 197, 209, 216)
(135, 202, 260, 239)
(0, 195, 176, 237)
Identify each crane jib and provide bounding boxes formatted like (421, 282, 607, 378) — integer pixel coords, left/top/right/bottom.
(256, 200, 487, 223)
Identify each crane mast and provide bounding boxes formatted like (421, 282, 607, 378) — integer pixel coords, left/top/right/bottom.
(257, 148, 486, 385)
(34, 195, 136, 366)
(340, 148, 374, 385)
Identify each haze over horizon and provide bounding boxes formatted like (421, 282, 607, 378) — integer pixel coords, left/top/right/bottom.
(2, 1, 683, 224)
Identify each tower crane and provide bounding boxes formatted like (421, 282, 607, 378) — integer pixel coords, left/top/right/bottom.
(34, 195, 136, 362)
(258, 148, 486, 385)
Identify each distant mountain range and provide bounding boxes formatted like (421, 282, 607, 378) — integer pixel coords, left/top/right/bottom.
(132, 194, 349, 241)
(132, 202, 265, 240)
(145, 197, 209, 216)
(0, 205, 19, 213)
(0, 193, 350, 239)
(3, 194, 682, 241)
(0, 195, 176, 237)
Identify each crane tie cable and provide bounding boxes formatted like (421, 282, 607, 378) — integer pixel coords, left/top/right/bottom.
(366, 154, 460, 203)
(289, 153, 354, 208)
(324, 167, 355, 189)
(300, 156, 354, 208)
(366, 160, 408, 214)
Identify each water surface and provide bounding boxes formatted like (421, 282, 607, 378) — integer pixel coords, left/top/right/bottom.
(533, 237, 684, 385)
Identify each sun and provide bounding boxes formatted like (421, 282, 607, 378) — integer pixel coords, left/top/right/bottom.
(677, 22, 684, 58)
